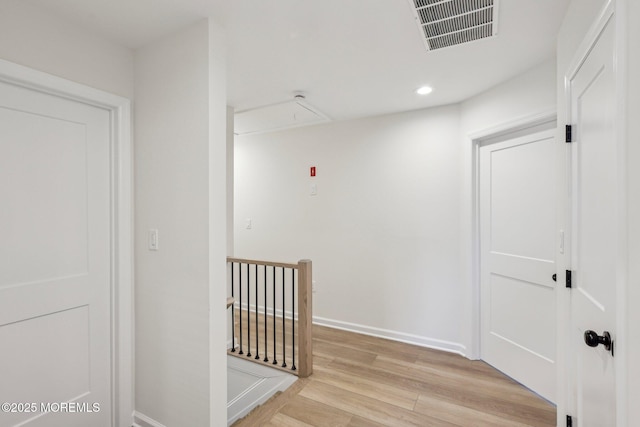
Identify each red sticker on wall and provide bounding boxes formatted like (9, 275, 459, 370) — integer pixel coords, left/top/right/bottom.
(310, 166, 316, 177)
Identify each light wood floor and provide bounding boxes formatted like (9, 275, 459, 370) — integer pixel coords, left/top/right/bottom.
(232, 324, 556, 427)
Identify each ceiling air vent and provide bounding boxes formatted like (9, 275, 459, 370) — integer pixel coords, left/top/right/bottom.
(408, 0, 498, 51)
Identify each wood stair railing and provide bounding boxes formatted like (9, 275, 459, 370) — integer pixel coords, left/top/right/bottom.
(227, 257, 313, 378)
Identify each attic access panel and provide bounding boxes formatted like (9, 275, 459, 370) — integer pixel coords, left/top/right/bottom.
(408, 0, 499, 51)
(234, 99, 329, 136)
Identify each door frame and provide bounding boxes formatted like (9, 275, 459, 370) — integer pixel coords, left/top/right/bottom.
(561, 0, 629, 424)
(0, 59, 134, 427)
(467, 108, 557, 361)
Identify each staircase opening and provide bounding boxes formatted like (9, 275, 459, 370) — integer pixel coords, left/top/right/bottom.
(226, 258, 313, 424)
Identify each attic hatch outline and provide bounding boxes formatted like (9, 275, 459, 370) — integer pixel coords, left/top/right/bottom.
(234, 98, 330, 136)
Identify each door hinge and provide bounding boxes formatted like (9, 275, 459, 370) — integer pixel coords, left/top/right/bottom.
(566, 415, 573, 427)
(566, 270, 572, 288)
(566, 125, 573, 143)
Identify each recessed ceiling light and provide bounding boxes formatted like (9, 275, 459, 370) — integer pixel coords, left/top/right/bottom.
(416, 86, 433, 95)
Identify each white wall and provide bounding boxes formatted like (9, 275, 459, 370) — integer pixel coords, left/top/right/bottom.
(459, 61, 556, 133)
(0, 0, 134, 99)
(236, 105, 464, 352)
(134, 19, 227, 427)
(234, 60, 556, 355)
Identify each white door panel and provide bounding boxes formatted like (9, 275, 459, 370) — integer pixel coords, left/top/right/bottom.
(488, 138, 557, 261)
(0, 108, 88, 287)
(490, 252, 555, 288)
(0, 80, 111, 426)
(480, 129, 557, 402)
(568, 16, 617, 426)
(489, 274, 555, 361)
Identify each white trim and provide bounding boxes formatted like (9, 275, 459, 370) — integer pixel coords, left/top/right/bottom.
(614, 1, 628, 424)
(112, 84, 134, 427)
(0, 59, 134, 427)
(465, 108, 557, 360)
(133, 412, 167, 427)
(313, 316, 467, 357)
(467, 107, 557, 142)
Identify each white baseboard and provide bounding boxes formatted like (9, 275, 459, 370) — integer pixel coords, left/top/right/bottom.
(233, 302, 296, 320)
(313, 316, 467, 357)
(133, 411, 167, 427)
(231, 305, 466, 356)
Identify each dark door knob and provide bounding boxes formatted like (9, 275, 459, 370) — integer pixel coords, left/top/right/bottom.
(584, 330, 613, 352)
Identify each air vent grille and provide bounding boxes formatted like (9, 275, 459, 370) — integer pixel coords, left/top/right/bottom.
(409, 0, 498, 51)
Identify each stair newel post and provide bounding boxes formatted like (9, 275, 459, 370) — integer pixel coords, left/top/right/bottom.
(297, 259, 313, 377)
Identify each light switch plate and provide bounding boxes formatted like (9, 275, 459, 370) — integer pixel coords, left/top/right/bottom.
(148, 229, 159, 251)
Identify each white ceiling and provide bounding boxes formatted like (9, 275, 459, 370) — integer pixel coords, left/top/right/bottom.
(25, 0, 570, 121)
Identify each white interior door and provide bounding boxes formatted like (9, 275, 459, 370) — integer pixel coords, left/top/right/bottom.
(0, 80, 112, 426)
(480, 128, 557, 402)
(568, 15, 618, 426)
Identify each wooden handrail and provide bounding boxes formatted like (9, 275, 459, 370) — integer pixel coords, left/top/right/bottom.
(226, 256, 298, 270)
(227, 257, 313, 378)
